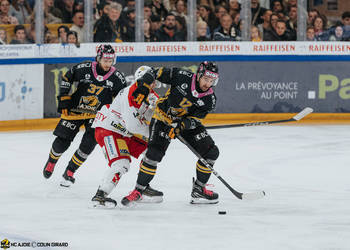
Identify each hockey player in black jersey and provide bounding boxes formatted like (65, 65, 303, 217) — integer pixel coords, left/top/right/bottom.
(121, 61, 220, 206)
(43, 44, 127, 187)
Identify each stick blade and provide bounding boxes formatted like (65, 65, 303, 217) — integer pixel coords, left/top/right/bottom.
(293, 107, 313, 121)
(241, 191, 266, 201)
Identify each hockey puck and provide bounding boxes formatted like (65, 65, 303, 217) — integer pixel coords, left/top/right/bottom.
(218, 211, 226, 215)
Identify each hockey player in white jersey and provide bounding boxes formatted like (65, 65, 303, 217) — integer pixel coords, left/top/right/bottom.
(91, 66, 163, 208)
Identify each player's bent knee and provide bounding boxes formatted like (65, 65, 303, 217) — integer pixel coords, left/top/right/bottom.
(145, 147, 164, 163)
(53, 136, 71, 153)
(204, 144, 219, 161)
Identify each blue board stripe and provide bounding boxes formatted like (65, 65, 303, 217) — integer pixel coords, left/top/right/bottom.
(0, 55, 350, 65)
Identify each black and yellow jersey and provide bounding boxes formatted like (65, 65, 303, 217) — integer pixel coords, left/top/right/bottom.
(59, 61, 126, 120)
(153, 67, 216, 125)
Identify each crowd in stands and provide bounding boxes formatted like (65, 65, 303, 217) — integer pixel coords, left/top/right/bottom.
(0, 0, 349, 45)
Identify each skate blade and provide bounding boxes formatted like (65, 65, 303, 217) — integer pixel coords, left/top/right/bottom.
(190, 197, 219, 204)
(60, 180, 73, 188)
(90, 201, 117, 209)
(138, 195, 163, 203)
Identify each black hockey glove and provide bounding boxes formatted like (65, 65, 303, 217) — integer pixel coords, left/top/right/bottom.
(132, 70, 155, 105)
(57, 95, 72, 116)
(168, 118, 199, 139)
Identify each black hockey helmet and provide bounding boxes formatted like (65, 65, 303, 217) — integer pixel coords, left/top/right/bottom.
(196, 61, 219, 86)
(96, 44, 116, 62)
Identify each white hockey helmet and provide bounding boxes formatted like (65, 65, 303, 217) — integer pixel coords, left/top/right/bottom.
(134, 65, 152, 80)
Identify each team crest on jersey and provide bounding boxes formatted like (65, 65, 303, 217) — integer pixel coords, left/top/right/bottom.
(197, 99, 204, 106)
(181, 83, 188, 89)
(96, 75, 104, 81)
(76, 95, 101, 112)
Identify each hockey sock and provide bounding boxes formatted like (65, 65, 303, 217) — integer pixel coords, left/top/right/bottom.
(49, 137, 71, 163)
(136, 160, 157, 189)
(67, 149, 88, 173)
(195, 160, 212, 184)
(48, 148, 62, 164)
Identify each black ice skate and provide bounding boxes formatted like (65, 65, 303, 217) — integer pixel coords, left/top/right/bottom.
(190, 178, 219, 204)
(139, 185, 164, 203)
(43, 160, 56, 179)
(121, 189, 142, 207)
(91, 189, 117, 208)
(60, 168, 75, 187)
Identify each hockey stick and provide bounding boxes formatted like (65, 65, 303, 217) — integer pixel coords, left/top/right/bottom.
(206, 107, 313, 130)
(176, 133, 265, 201)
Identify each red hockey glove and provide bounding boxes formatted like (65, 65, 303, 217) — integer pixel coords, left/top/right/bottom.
(57, 95, 72, 116)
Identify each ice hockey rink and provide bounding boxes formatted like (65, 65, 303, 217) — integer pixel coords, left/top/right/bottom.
(0, 125, 349, 250)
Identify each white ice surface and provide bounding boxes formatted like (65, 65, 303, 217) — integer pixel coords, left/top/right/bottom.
(0, 125, 349, 250)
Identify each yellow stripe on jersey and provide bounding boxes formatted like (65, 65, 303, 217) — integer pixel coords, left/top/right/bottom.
(196, 162, 212, 174)
(61, 112, 96, 120)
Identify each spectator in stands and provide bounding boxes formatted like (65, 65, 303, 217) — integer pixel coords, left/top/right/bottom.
(154, 12, 185, 41)
(144, 18, 156, 42)
(328, 22, 344, 41)
(144, 5, 152, 20)
(0, 27, 7, 44)
(151, 0, 168, 20)
(251, 0, 266, 26)
(213, 13, 239, 41)
(70, 10, 85, 43)
(43, 2, 62, 24)
(96, 2, 110, 21)
(197, 20, 210, 41)
(307, 9, 319, 26)
(199, 5, 217, 33)
(341, 11, 350, 40)
(228, 0, 240, 18)
(251, 25, 262, 41)
(44, 28, 59, 43)
(149, 14, 162, 35)
(271, 0, 284, 14)
(9, 0, 32, 24)
(44, 0, 62, 21)
(26, 22, 35, 42)
(306, 26, 316, 41)
(286, 5, 297, 40)
(94, 2, 123, 42)
(269, 12, 279, 30)
(0, 0, 19, 24)
(171, 0, 188, 25)
(175, 15, 187, 40)
(257, 9, 272, 40)
(67, 30, 79, 47)
(121, 7, 135, 42)
(214, 5, 227, 32)
(313, 15, 328, 41)
(10, 24, 30, 44)
(264, 19, 292, 41)
(59, 0, 75, 23)
(58, 25, 69, 43)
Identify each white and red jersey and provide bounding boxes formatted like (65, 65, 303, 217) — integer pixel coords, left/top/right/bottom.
(92, 82, 158, 139)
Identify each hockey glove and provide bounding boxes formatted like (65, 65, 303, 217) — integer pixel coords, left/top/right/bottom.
(168, 118, 199, 139)
(57, 95, 72, 116)
(132, 70, 155, 105)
